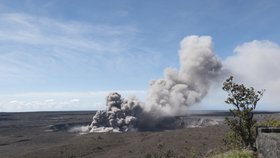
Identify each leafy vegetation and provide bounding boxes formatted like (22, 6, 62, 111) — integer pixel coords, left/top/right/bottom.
(223, 131, 243, 150)
(208, 149, 255, 158)
(258, 117, 280, 127)
(222, 76, 264, 150)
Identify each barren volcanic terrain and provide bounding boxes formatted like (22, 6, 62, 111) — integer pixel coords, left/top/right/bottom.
(0, 111, 279, 158)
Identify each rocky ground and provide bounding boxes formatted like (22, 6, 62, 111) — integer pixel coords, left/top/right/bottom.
(0, 111, 279, 158)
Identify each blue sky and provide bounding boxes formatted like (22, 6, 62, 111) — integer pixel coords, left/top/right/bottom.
(0, 0, 280, 111)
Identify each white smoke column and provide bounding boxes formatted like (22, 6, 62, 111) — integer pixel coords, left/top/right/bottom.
(88, 35, 223, 132)
(144, 35, 222, 116)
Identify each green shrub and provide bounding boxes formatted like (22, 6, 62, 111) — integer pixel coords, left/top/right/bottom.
(223, 131, 243, 150)
(258, 117, 280, 127)
(208, 149, 255, 158)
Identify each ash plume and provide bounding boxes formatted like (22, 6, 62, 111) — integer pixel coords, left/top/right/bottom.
(144, 35, 222, 117)
(89, 92, 143, 132)
(89, 35, 222, 132)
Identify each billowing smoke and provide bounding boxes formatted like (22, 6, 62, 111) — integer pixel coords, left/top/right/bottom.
(89, 93, 143, 132)
(89, 35, 222, 132)
(144, 36, 222, 117)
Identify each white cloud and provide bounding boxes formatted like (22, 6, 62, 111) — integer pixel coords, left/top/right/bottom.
(70, 98, 80, 102)
(0, 12, 140, 82)
(0, 90, 146, 112)
(0, 13, 137, 53)
(45, 99, 54, 102)
(9, 100, 18, 104)
(224, 40, 280, 109)
(0, 11, 163, 85)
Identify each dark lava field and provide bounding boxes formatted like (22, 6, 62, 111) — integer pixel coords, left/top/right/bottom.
(0, 111, 279, 158)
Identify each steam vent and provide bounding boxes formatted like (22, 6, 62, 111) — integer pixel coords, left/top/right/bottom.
(256, 127, 280, 158)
